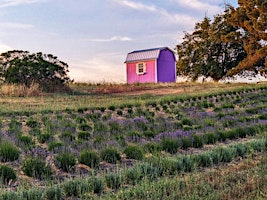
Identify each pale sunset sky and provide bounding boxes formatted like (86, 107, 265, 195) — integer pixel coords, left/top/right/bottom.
(0, 0, 238, 83)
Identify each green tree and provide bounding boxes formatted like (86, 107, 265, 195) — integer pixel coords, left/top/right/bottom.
(0, 50, 72, 92)
(176, 11, 246, 81)
(224, 0, 267, 75)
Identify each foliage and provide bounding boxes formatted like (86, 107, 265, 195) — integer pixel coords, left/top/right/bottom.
(79, 150, 100, 169)
(0, 165, 17, 185)
(224, 1, 267, 75)
(0, 142, 19, 162)
(176, 11, 246, 81)
(0, 50, 72, 92)
(22, 157, 52, 180)
(55, 152, 76, 172)
(123, 145, 144, 160)
(100, 148, 121, 164)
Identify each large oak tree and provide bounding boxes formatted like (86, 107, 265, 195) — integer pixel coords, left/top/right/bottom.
(225, 0, 267, 75)
(176, 10, 246, 81)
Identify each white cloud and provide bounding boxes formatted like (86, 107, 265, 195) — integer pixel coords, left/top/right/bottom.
(173, 0, 222, 15)
(112, 0, 156, 12)
(87, 36, 133, 42)
(0, 0, 44, 8)
(0, 22, 34, 29)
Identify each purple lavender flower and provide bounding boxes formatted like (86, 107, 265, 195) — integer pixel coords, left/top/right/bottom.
(154, 130, 191, 142)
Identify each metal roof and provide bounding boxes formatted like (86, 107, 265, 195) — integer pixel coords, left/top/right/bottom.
(125, 47, 173, 63)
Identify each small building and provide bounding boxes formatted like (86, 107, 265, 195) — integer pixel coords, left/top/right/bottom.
(125, 47, 176, 84)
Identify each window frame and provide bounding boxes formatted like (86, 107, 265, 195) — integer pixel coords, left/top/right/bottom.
(136, 62, 146, 75)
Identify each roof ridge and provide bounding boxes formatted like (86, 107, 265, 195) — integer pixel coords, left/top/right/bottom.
(130, 47, 168, 54)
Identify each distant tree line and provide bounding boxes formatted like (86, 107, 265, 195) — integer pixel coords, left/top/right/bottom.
(176, 0, 267, 81)
(0, 50, 72, 92)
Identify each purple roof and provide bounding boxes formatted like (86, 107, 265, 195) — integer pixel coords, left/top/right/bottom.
(125, 47, 174, 63)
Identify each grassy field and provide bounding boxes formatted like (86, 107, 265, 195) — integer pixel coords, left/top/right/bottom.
(0, 82, 266, 199)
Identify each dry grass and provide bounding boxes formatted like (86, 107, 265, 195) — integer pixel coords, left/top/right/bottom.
(0, 83, 42, 97)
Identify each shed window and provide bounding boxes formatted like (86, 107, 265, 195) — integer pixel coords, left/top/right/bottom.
(136, 62, 146, 75)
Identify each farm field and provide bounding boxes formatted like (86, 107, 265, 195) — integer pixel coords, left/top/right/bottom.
(0, 82, 267, 199)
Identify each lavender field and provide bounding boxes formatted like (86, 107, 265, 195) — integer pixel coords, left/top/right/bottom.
(0, 82, 267, 199)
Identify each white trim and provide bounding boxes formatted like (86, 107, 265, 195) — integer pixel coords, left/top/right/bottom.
(136, 62, 146, 75)
(155, 59, 158, 83)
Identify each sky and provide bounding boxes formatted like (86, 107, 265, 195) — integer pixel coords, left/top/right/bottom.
(0, 0, 238, 83)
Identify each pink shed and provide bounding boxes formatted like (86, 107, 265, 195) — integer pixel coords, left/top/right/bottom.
(125, 47, 176, 84)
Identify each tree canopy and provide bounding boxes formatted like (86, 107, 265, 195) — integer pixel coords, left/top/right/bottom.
(176, 11, 246, 81)
(176, 1, 266, 81)
(0, 50, 72, 92)
(225, 0, 267, 75)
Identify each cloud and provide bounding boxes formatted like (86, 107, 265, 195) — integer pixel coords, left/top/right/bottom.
(173, 0, 222, 15)
(0, 22, 34, 29)
(0, 0, 44, 8)
(87, 36, 133, 42)
(112, 0, 156, 12)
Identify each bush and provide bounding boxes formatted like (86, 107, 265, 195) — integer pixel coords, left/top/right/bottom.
(0, 165, 17, 185)
(143, 142, 162, 154)
(78, 131, 91, 140)
(100, 148, 121, 164)
(48, 141, 63, 152)
(161, 138, 179, 154)
(181, 137, 193, 150)
(22, 157, 51, 180)
(37, 133, 52, 143)
(204, 132, 218, 144)
(105, 173, 124, 190)
(79, 150, 100, 169)
(62, 179, 88, 198)
(55, 152, 76, 172)
(26, 118, 40, 128)
(78, 124, 92, 131)
(123, 145, 144, 160)
(89, 177, 105, 194)
(0, 142, 19, 162)
(192, 134, 204, 148)
(43, 187, 62, 200)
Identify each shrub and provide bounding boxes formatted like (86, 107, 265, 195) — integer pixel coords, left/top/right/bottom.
(192, 134, 204, 148)
(79, 150, 100, 169)
(181, 137, 193, 150)
(143, 130, 155, 138)
(37, 133, 52, 143)
(89, 177, 105, 194)
(0, 165, 17, 185)
(78, 131, 91, 140)
(181, 118, 193, 126)
(0, 142, 19, 162)
(143, 142, 162, 154)
(22, 189, 42, 200)
(108, 105, 116, 111)
(43, 187, 62, 200)
(123, 145, 144, 160)
(161, 138, 179, 154)
(78, 124, 92, 131)
(18, 134, 34, 148)
(105, 173, 124, 190)
(22, 157, 51, 180)
(100, 148, 121, 164)
(55, 152, 76, 172)
(48, 141, 63, 151)
(62, 179, 88, 198)
(26, 118, 40, 128)
(204, 132, 218, 144)
(0, 191, 21, 200)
